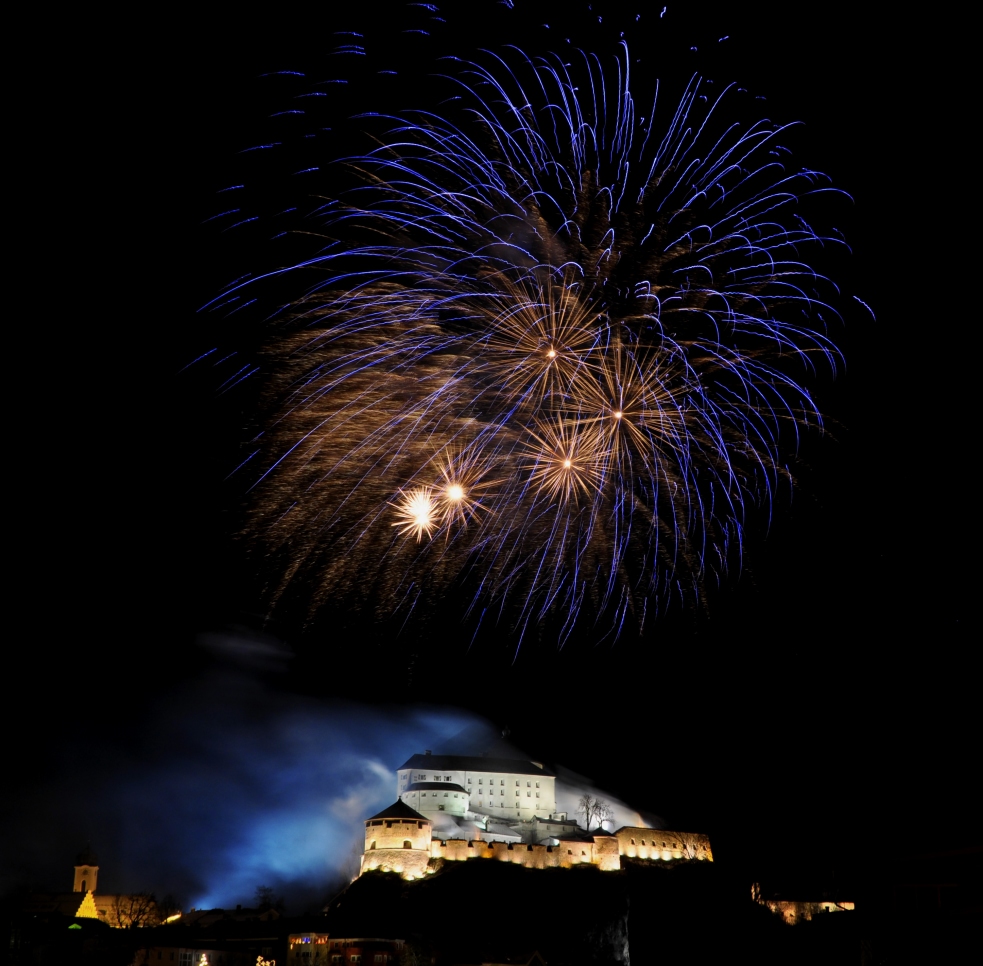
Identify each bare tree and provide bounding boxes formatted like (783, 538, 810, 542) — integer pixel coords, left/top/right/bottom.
(254, 885, 285, 915)
(107, 892, 161, 928)
(577, 794, 613, 830)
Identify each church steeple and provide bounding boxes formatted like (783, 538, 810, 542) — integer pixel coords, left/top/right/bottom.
(73, 845, 99, 894)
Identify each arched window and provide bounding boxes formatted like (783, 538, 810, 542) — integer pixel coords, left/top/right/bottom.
(80, 880, 86, 892)
(403, 840, 412, 849)
(370, 841, 376, 850)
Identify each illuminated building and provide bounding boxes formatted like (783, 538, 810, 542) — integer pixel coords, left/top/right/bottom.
(397, 752, 558, 824)
(24, 847, 163, 927)
(287, 933, 403, 965)
(361, 753, 713, 879)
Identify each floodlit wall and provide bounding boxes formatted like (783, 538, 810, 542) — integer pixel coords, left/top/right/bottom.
(763, 900, 855, 924)
(364, 816, 431, 852)
(360, 847, 431, 879)
(615, 828, 713, 862)
(401, 786, 470, 818)
(361, 819, 713, 879)
(428, 835, 613, 870)
(398, 766, 556, 822)
(73, 864, 99, 894)
(361, 815, 433, 879)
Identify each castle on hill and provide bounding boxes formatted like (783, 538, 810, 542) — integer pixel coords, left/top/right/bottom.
(361, 751, 712, 879)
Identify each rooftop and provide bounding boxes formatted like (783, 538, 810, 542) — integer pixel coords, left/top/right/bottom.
(399, 754, 555, 777)
(366, 800, 430, 823)
(405, 782, 468, 793)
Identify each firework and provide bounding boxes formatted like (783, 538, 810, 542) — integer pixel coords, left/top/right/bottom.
(226, 44, 847, 643)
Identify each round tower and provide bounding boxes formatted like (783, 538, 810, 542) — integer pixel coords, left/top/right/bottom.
(360, 800, 432, 879)
(73, 845, 99, 893)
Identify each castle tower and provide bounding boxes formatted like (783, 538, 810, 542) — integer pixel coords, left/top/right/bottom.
(360, 800, 432, 880)
(73, 846, 99, 893)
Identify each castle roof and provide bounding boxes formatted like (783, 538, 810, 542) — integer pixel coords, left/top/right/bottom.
(399, 754, 555, 777)
(366, 800, 430, 823)
(404, 781, 468, 793)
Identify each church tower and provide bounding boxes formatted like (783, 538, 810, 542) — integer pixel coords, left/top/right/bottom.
(73, 846, 99, 894)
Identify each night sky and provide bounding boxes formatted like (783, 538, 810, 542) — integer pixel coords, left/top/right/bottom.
(8, 1, 974, 914)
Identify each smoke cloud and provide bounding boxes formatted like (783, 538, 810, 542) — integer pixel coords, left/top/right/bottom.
(7, 647, 479, 912)
(8, 634, 661, 913)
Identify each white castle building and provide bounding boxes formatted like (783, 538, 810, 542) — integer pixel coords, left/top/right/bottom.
(397, 751, 560, 824)
(361, 752, 713, 879)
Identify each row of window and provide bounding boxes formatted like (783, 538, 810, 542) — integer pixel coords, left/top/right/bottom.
(411, 774, 542, 788)
(626, 838, 709, 850)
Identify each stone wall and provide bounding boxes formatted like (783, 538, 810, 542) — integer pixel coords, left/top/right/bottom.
(363, 825, 712, 879)
(614, 828, 713, 863)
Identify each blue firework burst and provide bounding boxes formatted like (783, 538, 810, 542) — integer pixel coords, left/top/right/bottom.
(222, 44, 847, 643)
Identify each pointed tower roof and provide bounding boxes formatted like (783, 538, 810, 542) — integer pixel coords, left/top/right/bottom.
(75, 845, 99, 866)
(367, 800, 430, 822)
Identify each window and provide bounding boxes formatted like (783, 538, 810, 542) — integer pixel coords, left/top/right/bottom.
(433, 776, 441, 782)
(515, 790, 520, 796)
(527, 792, 531, 797)
(500, 780, 504, 785)
(419, 775, 426, 781)
(443, 792, 448, 797)
(515, 781, 520, 786)
(630, 839, 635, 845)
(374, 956, 387, 964)
(536, 792, 540, 798)
(370, 841, 376, 850)
(403, 840, 412, 849)
(478, 779, 483, 784)
(351, 957, 361, 964)
(445, 775, 451, 780)
(536, 782, 540, 788)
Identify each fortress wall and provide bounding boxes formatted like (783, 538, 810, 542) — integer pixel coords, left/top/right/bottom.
(431, 839, 482, 863)
(615, 828, 713, 862)
(763, 900, 855, 924)
(433, 840, 569, 869)
(592, 835, 622, 871)
(361, 822, 714, 880)
(360, 848, 431, 879)
(364, 817, 431, 853)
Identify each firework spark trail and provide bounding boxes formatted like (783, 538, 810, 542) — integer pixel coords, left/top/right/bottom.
(233, 43, 848, 644)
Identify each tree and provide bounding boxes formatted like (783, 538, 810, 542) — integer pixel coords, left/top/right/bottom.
(254, 885, 285, 915)
(107, 892, 161, 928)
(578, 794, 612, 831)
